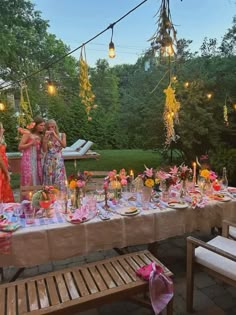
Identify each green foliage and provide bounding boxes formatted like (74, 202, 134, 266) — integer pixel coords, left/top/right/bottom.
(210, 148, 236, 186)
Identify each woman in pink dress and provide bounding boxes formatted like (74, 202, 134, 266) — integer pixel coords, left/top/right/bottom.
(0, 123, 14, 202)
(18, 117, 45, 189)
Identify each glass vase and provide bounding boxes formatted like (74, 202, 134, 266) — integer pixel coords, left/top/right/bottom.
(142, 186, 152, 202)
(180, 180, 188, 199)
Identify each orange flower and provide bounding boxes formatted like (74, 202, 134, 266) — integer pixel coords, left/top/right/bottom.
(200, 169, 210, 179)
(69, 180, 77, 189)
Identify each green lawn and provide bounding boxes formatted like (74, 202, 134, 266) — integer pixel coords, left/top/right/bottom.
(11, 149, 165, 189)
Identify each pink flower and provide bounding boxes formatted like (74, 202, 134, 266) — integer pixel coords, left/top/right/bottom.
(209, 171, 217, 180)
(144, 166, 153, 178)
(77, 180, 85, 188)
(120, 178, 127, 186)
(157, 170, 170, 180)
(169, 165, 179, 175)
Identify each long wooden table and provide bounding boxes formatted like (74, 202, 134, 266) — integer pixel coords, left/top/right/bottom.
(0, 199, 235, 268)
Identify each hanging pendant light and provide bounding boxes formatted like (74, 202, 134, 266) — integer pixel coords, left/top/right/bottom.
(108, 24, 116, 58)
(0, 100, 5, 111)
(47, 80, 56, 95)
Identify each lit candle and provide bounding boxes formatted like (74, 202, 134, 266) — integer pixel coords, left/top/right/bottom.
(193, 162, 196, 178)
(130, 170, 134, 180)
(74, 159, 77, 170)
(29, 191, 32, 201)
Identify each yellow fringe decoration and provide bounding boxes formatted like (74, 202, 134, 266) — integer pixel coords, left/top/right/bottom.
(163, 84, 180, 145)
(17, 81, 33, 129)
(79, 46, 96, 120)
(223, 104, 229, 126)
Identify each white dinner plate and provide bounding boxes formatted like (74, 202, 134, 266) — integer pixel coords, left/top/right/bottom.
(119, 208, 140, 216)
(168, 202, 188, 209)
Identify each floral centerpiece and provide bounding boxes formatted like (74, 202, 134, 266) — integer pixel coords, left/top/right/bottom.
(156, 170, 177, 190)
(105, 169, 129, 189)
(68, 171, 93, 208)
(104, 169, 130, 204)
(199, 169, 217, 181)
(32, 186, 58, 209)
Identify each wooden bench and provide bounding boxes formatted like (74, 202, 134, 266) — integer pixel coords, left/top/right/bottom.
(0, 250, 174, 315)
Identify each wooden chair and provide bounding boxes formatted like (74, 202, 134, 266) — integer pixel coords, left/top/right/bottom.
(186, 220, 236, 313)
(222, 219, 236, 240)
(20, 185, 43, 201)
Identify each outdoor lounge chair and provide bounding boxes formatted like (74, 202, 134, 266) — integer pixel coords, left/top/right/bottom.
(186, 220, 236, 313)
(62, 141, 100, 160)
(63, 139, 86, 152)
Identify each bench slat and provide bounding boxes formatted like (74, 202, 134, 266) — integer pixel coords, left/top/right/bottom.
(45, 276, 60, 306)
(110, 260, 133, 284)
(63, 272, 80, 299)
(96, 264, 116, 289)
(138, 251, 153, 264)
(55, 274, 70, 303)
(80, 268, 99, 294)
(117, 257, 137, 281)
(18, 283, 28, 314)
(144, 251, 173, 276)
(88, 266, 108, 292)
(103, 262, 125, 287)
(7, 285, 16, 315)
(27, 281, 39, 311)
(125, 256, 140, 271)
(0, 287, 6, 315)
(72, 270, 90, 297)
(37, 279, 50, 309)
(131, 254, 146, 268)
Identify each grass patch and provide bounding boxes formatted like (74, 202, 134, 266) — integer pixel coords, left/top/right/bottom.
(11, 149, 163, 189)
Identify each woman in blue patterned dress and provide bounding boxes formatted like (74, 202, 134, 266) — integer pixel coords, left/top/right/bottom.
(42, 119, 67, 191)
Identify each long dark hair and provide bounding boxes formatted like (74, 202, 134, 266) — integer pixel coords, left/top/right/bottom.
(31, 116, 45, 134)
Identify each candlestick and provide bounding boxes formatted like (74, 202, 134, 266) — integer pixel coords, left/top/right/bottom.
(130, 169, 134, 181)
(193, 162, 196, 178)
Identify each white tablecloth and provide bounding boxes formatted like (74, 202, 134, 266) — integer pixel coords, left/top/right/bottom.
(0, 199, 236, 267)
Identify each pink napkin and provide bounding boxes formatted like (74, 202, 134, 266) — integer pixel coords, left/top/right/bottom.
(70, 205, 89, 223)
(136, 262, 173, 314)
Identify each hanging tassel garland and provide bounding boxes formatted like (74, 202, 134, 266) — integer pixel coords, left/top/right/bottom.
(163, 84, 180, 145)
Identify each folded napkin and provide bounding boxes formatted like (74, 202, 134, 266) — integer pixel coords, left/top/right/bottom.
(136, 262, 173, 314)
(0, 215, 21, 232)
(70, 205, 89, 223)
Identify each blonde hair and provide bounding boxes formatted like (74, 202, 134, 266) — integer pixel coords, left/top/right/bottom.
(46, 119, 59, 136)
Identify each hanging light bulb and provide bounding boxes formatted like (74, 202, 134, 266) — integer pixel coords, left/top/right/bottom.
(47, 80, 56, 95)
(108, 24, 116, 58)
(206, 93, 212, 100)
(0, 100, 5, 111)
(184, 82, 189, 88)
(109, 41, 116, 58)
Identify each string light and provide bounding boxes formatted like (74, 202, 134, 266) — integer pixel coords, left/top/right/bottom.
(47, 80, 56, 95)
(0, 100, 5, 111)
(206, 93, 212, 100)
(108, 24, 116, 58)
(0, 0, 148, 91)
(184, 82, 189, 88)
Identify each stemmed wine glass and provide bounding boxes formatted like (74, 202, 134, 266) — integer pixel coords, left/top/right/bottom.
(95, 183, 105, 202)
(122, 186, 132, 206)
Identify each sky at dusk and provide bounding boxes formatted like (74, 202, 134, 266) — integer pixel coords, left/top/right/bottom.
(32, 0, 236, 66)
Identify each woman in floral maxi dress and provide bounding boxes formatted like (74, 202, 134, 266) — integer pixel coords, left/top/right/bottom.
(18, 117, 45, 190)
(42, 119, 67, 192)
(0, 123, 14, 202)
